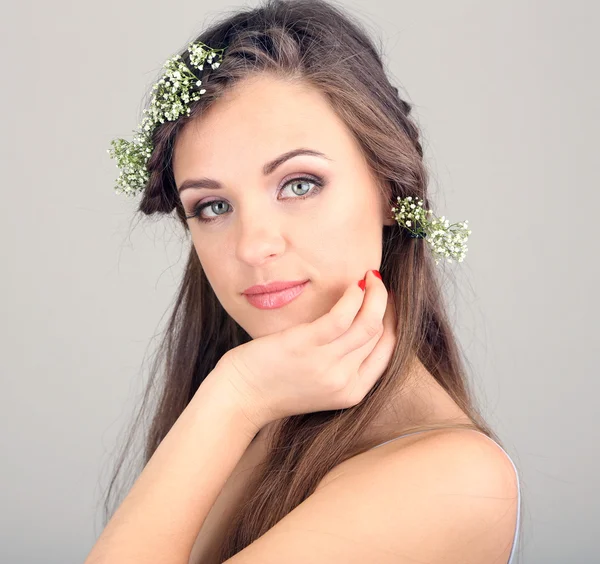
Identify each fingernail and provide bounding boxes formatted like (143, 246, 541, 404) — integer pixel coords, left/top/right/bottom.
(372, 270, 382, 281)
(358, 279, 366, 291)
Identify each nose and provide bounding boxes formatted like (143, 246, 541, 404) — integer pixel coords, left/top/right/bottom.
(234, 211, 286, 266)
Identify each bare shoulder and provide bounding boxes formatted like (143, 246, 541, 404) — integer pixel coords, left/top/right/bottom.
(369, 427, 519, 489)
(318, 427, 516, 487)
(224, 428, 520, 563)
(318, 428, 520, 562)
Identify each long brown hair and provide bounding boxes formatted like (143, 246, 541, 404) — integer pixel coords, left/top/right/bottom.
(101, 0, 521, 561)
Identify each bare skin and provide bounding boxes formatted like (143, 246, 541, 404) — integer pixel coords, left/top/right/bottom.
(255, 353, 474, 450)
(173, 75, 480, 563)
(188, 357, 475, 564)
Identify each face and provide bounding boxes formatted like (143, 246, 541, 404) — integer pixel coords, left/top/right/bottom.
(172, 74, 395, 339)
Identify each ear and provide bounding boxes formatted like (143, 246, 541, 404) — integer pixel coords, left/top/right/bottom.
(381, 197, 397, 226)
(383, 214, 396, 227)
(379, 182, 397, 227)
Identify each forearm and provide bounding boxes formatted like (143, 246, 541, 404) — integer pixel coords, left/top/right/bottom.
(84, 361, 259, 564)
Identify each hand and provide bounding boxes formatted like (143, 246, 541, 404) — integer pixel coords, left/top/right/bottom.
(216, 270, 398, 434)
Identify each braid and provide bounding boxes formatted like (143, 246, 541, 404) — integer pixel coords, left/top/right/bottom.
(392, 86, 424, 159)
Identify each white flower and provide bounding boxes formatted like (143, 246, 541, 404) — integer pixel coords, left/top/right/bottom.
(390, 196, 471, 265)
(108, 40, 225, 196)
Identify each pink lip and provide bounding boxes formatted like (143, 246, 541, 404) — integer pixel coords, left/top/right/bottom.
(244, 281, 309, 309)
(243, 279, 309, 295)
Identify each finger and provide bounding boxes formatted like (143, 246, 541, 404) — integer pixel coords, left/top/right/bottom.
(308, 274, 369, 347)
(329, 270, 389, 359)
(344, 296, 398, 401)
(359, 295, 397, 377)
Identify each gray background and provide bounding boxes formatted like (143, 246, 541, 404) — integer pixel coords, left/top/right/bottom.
(1, 0, 598, 562)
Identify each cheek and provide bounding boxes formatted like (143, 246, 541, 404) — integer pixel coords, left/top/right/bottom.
(313, 193, 382, 272)
(191, 239, 224, 289)
(317, 194, 373, 245)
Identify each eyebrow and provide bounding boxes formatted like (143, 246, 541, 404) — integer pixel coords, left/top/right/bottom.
(177, 148, 333, 194)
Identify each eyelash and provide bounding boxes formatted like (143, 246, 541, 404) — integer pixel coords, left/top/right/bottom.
(185, 174, 326, 224)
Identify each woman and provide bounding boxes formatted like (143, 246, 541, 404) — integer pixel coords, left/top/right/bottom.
(92, 0, 522, 562)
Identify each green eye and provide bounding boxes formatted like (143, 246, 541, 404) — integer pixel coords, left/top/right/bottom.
(186, 174, 325, 223)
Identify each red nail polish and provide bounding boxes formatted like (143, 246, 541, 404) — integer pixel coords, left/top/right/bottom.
(372, 270, 382, 281)
(358, 279, 366, 291)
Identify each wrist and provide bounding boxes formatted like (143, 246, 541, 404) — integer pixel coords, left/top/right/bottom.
(198, 359, 268, 440)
